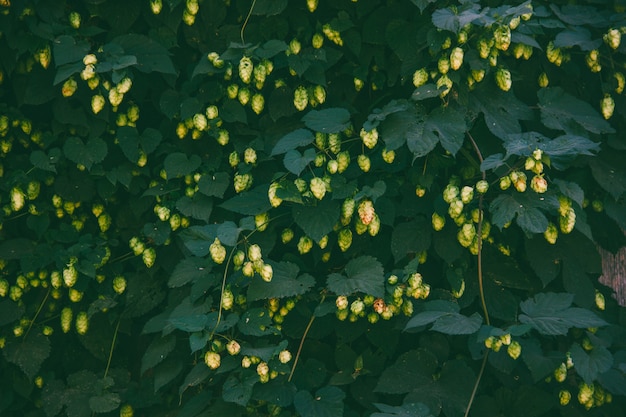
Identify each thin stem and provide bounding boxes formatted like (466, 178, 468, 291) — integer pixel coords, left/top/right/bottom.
(208, 246, 237, 340)
(103, 317, 122, 379)
(240, 0, 257, 45)
(464, 351, 490, 417)
(24, 287, 51, 340)
(288, 294, 326, 382)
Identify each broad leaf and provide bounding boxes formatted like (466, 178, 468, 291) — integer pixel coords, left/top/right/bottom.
(326, 256, 385, 297)
(198, 172, 230, 198)
(471, 84, 533, 140)
(372, 402, 434, 417)
(538, 87, 615, 136)
(222, 374, 257, 407)
(220, 185, 272, 215)
(238, 308, 279, 336)
(375, 349, 438, 394)
(294, 386, 345, 417)
(141, 334, 177, 375)
(164, 153, 201, 178)
(2, 332, 50, 380)
(570, 343, 613, 384)
(168, 257, 214, 288)
(88, 393, 121, 413)
(284, 148, 317, 175)
(519, 292, 607, 335)
(63, 137, 107, 170)
(113, 34, 177, 74)
(430, 312, 482, 335)
(176, 194, 213, 222)
(390, 218, 431, 263)
(247, 261, 315, 301)
(272, 129, 314, 156)
(302, 108, 351, 133)
(30, 149, 61, 172)
(293, 199, 340, 242)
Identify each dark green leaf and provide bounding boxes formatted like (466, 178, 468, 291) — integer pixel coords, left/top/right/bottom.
(223, 374, 257, 406)
(240, 340, 288, 363)
(409, 0, 437, 13)
(293, 386, 345, 417)
(570, 344, 613, 384)
(198, 172, 230, 198)
(247, 261, 315, 301)
(179, 362, 212, 397)
(428, 106, 465, 156)
(302, 108, 351, 134)
(471, 84, 533, 140)
(390, 218, 431, 263)
(220, 185, 272, 215)
(63, 137, 107, 170)
(53, 35, 90, 67)
(176, 194, 213, 222)
(0, 300, 25, 326)
(326, 256, 385, 297)
(238, 308, 278, 336)
(284, 148, 317, 175)
(252, 379, 297, 407)
(3, 332, 51, 380)
(589, 151, 626, 200)
(168, 315, 208, 332)
(431, 312, 482, 335)
(411, 84, 444, 101)
(271, 129, 314, 156)
(88, 393, 121, 413)
(293, 198, 340, 242)
(164, 153, 201, 178)
(30, 149, 61, 172)
(374, 349, 438, 394)
(553, 27, 602, 51)
(113, 34, 177, 74)
(154, 359, 184, 393)
(538, 87, 615, 136)
(141, 334, 177, 375)
(251, 0, 287, 15)
(372, 402, 434, 417)
(255, 40, 289, 58)
(169, 257, 214, 288)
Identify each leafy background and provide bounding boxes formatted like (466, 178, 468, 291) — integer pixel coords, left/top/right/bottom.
(0, 0, 625, 416)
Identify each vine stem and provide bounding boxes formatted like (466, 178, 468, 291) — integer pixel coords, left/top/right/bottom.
(288, 294, 326, 382)
(103, 317, 122, 379)
(240, 0, 257, 45)
(23, 287, 51, 340)
(463, 132, 490, 417)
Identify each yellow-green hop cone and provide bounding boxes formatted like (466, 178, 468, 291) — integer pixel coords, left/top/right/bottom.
(310, 177, 326, 200)
(495, 67, 512, 91)
(293, 86, 308, 111)
(360, 128, 378, 149)
(142, 247, 156, 268)
(251, 94, 265, 114)
(112, 275, 127, 295)
(412, 68, 429, 88)
(494, 25, 511, 51)
(601, 93, 615, 120)
(337, 228, 353, 252)
(238, 56, 253, 84)
(10, 187, 26, 212)
(604, 28, 621, 50)
(507, 340, 522, 359)
(559, 390, 571, 406)
(357, 154, 371, 172)
(297, 236, 313, 255)
(75, 311, 89, 335)
(544, 222, 558, 244)
(281, 228, 294, 244)
(595, 290, 606, 311)
(205, 351, 221, 369)
(209, 238, 226, 264)
(554, 362, 567, 383)
(559, 207, 576, 234)
(449, 47, 464, 70)
(577, 383, 594, 405)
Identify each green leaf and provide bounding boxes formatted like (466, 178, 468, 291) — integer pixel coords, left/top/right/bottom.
(176, 194, 213, 222)
(519, 292, 608, 335)
(374, 349, 438, 394)
(272, 129, 314, 156)
(169, 315, 209, 332)
(569, 344, 613, 384)
(489, 193, 553, 234)
(112, 34, 177, 74)
(168, 257, 214, 288)
(223, 374, 257, 407)
(409, 0, 437, 13)
(293, 198, 340, 243)
(0, 300, 25, 326)
(372, 402, 434, 417)
(141, 334, 177, 375)
(63, 137, 107, 170)
(247, 261, 315, 301)
(198, 172, 230, 198)
(406, 106, 465, 157)
(431, 312, 482, 335)
(411, 84, 445, 101)
(179, 362, 212, 397)
(240, 340, 288, 363)
(53, 35, 90, 67)
(2, 332, 51, 380)
(284, 148, 317, 175)
(117, 126, 163, 163)
(538, 87, 615, 136)
(589, 151, 626, 200)
(471, 84, 533, 140)
(390, 218, 431, 263)
(30, 149, 61, 172)
(326, 256, 385, 297)
(154, 358, 184, 393)
(293, 386, 345, 417)
(164, 153, 201, 178)
(553, 27, 602, 51)
(251, 0, 288, 16)
(88, 393, 121, 414)
(302, 108, 351, 134)
(432, 5, 486, 33)
(238, 308, 279, 336)
(553, 179, 585, 207)
(252, 379, 297, 407)
(220, 185, 273, 215)
(255, 40, 289, 59)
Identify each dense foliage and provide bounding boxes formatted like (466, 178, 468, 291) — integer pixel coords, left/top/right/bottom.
(1, 0, 626, 416)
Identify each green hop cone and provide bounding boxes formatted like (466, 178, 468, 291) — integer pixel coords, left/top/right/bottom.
(450, 47, 464, 70)
(10, 187, 25, 211)
(493, 25, 511, 51)
(442, 184, 459, 203)
(544, 222, 558, 244)
(293, 86, 308, 111)
(281, 228, 294, 244)
(251, 93, 265, 114)
(238, 56, 253, 84)
(336, 151, 350, 172)
(381, 148, 395, 163)
(260, 263, 273, 282)
(412, 68, 429, 88)
(248, 244, 262, 262)
(476, 179, 489, 194)
(205, 351, 221, 369)
(297, 236, 313, 254)
(60, 307, 73, 333)
(507, 340, 522, 360)
(268, 182, 283, 207)
(112, 276, 127, 295)
(601, 93, 615, 120)
(75, 311, 89, 335)
(238, 87, 251, 106)
(313, 85, 326, 104)
(310, 177, 326, 200)
(210, 238, 226, 264)
(554, 362, 567, 383)
(437, 56, 450, 74)
(337, 228, 353, 252)
(604, 28, 621, 50)
(368, 214, 381, 236)
(559, 207, 576, 234)
(360, 128, 379, 149)
(142, 247, 156, 268)
(559, 390, 571, 406)
(357, 154, 371, 172)
(234, 173, 252, 193)
(221, 288, 234, 310)
(460, 186, 474, 204)
(432, 212, 446, 231)
(63, 265, 78, 287)
(312, 32, 324, 48)
(595, 290, 606, 311)
(495, 67, 512, 91)
(328, 133, 341, 154)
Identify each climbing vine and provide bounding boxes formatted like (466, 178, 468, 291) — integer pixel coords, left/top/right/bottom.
(0, 1, 625, 416)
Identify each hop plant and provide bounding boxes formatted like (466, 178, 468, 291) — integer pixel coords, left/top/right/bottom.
(205, 351, 221, 369)
(310, 177, 326, 200)
(210, 238, 226, 264)
(360, 128, 378, 149)
(449, 47, 464, 70)
(495, 67, 512, 91)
